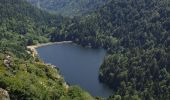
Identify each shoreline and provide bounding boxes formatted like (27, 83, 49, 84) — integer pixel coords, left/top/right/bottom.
(27, 41, 72, 55)
(27, 41, 71, 90)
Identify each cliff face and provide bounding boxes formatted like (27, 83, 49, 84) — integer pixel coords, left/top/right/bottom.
(0, 88, 10, 100)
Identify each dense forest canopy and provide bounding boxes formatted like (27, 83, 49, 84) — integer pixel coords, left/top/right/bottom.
(0, 0, 170, 99)
(0, 0, 94, 99)
(26, 0, 107, 17)
(95, 0, 170, 99)
(47, 0, 170, 99)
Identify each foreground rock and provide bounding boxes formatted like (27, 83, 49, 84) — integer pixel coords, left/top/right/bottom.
(0, 88, 10, 100)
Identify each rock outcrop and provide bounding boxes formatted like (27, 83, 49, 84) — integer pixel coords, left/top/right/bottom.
(3, 55, 12, 68)
(0, 88, 10, 100)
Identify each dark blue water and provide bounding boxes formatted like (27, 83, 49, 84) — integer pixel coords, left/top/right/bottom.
(37, 43, 113, 97)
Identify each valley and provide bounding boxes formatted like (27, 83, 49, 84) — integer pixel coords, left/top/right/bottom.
(0, 0, 170, 100)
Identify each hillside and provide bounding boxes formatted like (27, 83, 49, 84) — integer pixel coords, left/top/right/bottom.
(1, 0, 170, 99)
(49, 0, 170, 99)
(0, 0, 94, 99)
(26, 0, 107, 17)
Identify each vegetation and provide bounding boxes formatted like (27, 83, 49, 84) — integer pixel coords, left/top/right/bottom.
(0, 0, 170, 99)
(26, 0, 107, 17)
(46, 0, 170, 99)
(0, 55, 94, 100)
(96, 0, 170, 99)
(0, 0, 94, 99)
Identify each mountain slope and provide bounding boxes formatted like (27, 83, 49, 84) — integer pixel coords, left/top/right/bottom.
(26, 0, 107, 17)
(94, 0, 170, 99)
(0, 0, 94, 99)
(48, 0, 170, 99)
(1, 0, 170, 99)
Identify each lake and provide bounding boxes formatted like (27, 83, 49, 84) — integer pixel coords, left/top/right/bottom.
(37, 43, 113, 97)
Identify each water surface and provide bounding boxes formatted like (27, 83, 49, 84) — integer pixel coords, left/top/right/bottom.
(37, 43, 113, 97)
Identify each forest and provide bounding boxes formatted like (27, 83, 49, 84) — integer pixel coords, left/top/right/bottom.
(0, 0, 94, 99)
(48, 0, 170, 99)
(26, 0, 107, 17)
(0, 0, 170, 100)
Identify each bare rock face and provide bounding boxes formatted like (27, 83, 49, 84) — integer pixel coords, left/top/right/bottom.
(0, 88, 10, 100)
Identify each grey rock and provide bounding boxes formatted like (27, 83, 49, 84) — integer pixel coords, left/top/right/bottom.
(0, 88, 10, 100)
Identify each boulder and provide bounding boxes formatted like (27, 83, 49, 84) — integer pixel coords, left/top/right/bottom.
(0, 88, 10, 100)
(3, 55, 12, 68)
